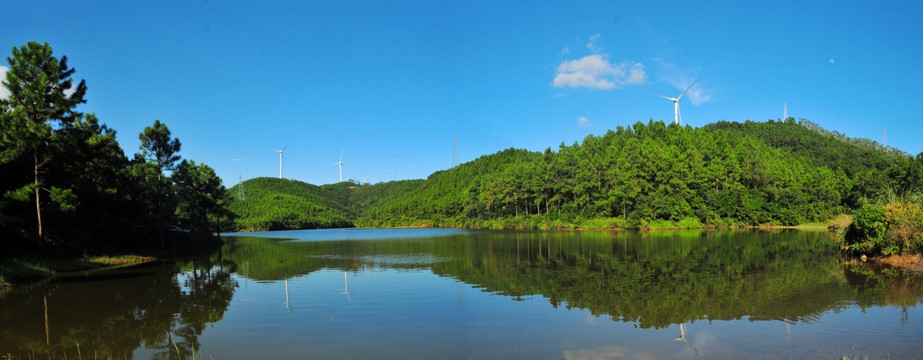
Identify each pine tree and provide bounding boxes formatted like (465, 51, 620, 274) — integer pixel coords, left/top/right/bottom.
(0, 42, 87, 239)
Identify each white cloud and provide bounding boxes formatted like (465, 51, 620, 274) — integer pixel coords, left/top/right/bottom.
(626, 63, 646, 85)
(0, 66, 9, 100)
(829, 58, 835, 64)
(553, 54, 646, 90)
(553, 34, 646, 90)
(577, 116, 591, 127)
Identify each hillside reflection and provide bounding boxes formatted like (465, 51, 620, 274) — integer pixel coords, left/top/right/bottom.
(2, 229, 921, 357)
(222, 229, 923, 328)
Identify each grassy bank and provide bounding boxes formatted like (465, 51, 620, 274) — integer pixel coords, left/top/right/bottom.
(0, 255, 155, 288)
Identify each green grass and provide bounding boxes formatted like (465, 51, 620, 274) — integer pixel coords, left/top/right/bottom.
(797, 222, 829, 227)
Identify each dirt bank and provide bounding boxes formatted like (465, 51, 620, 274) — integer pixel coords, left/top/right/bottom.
(873, 254, 923, 272)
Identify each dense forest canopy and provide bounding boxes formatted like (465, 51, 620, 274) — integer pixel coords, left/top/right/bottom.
(230, 119, 922, 240)
(0, 42, 230, 255)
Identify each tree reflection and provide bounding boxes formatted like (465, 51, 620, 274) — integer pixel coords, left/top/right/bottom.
(221, 229, 923, 330)
(0, 258, 236, 359)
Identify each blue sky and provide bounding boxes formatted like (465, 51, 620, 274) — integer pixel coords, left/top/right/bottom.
(2, 1, 920, 186)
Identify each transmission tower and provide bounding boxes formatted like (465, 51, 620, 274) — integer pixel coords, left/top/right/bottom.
(238, 174, 245, 200)
(452, 139, 459, 167)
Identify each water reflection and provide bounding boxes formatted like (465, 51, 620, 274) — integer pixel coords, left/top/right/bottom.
(0, 259, 236, 359)
(220, 229, 923, 328)
(2, 229, 922, 358)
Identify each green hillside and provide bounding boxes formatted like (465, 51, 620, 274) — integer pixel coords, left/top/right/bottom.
(227, 120, 923, 234)
(707, 119, 901, 175)
(352, 120, 922, 229)
(227, 177, 352, 230)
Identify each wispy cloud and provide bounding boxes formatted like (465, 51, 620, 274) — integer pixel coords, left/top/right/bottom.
(666, 77, 710, 105)
(655, 59, 710, 105)
(829, 58, 835, 64)
(586, 33, 602, 53)
(577, 116, 591, 127)
(0, 66, 9, 100)
(552, 35, 646, 90)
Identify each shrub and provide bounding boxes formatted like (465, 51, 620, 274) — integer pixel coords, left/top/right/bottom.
(844, 201, 923, 256)
(677, 217, 704, 229)
(848, 205, 885, 242)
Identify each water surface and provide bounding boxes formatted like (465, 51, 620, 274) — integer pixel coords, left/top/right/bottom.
(2, 229, 921, 359)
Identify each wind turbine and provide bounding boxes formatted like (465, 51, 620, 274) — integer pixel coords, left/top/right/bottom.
(658, 78, 699, 125)
(273, 145, 288, 179)
(674, 323, 699, 356)
(334, 150, 344, 182)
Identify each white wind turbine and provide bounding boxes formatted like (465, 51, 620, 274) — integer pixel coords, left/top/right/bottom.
(659, 78, 699, 125)
(273, 145, 288, 179)
(334, 150, 344, 182)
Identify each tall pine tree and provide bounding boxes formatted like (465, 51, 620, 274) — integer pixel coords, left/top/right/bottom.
(0, 41, 87, 239)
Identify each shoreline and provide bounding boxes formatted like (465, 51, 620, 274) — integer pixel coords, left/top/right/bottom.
(873, 254, 923, 272)
(842, 254, 923, 273)
(0, 255, 157, 293)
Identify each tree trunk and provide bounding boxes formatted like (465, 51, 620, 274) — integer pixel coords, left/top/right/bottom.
(34, 151, 43, 239)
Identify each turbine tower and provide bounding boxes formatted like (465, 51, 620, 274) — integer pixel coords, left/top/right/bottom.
(273, 145, 288, 179)
(334, 150, 344, 182)
(658, 78, 699, 125)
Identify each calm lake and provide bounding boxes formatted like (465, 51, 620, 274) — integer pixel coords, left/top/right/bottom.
(2, 229, 922, 359)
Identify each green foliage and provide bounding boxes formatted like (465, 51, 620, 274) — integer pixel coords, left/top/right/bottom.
(842, 197, 923, 255)
(353, 120, 903, 230)
(227, 177, 352, 231)
(173, 160, 232, 233)
(0, 41, 87, 240)
(0, 42, 230, 255)
(851, 205, 886, 241)
(138, 119, 181, 179)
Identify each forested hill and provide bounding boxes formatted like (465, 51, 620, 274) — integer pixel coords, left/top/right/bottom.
(227, 178, 352, 230)
(706, 119, 908, 177)
(228, 120, 923, 231)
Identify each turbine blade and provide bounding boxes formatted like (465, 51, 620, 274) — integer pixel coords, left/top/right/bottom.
(676, 78, 699, 101)
(658, 94, 675, 101)
(339, 150, 344, 162)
